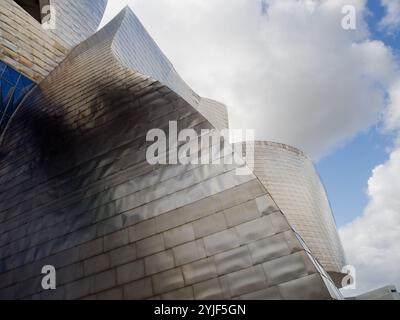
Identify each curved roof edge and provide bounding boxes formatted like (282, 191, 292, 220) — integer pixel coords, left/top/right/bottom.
(110, 7, 200, 108)
(71, 6, 228, 132)
(248, 140, 310, 160)
(49, 0, 108, 47)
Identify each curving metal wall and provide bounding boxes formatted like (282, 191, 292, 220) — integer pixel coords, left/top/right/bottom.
(235, 141, 346, 285)
(197, 98, 229, 131)
(0, 0, 69, 82)
(109, 7, 200, 108)
(49, 0, 108, 47)
(0, 7, 341, 300)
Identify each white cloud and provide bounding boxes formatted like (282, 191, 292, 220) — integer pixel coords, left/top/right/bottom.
(380, 0, 400, 32)
(100, 0, 399, 159)
(339, 45, 400, 296)
(385, 80, 400, 131)
(340, 147, 400, 295)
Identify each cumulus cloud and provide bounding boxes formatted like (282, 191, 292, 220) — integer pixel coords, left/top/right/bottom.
(101, 0, 399, 159)
(380, 0, 400, 32)
(340, 147, 400, 295)
(339, 49, 400, 296)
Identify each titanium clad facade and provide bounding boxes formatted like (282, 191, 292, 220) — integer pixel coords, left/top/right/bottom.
(49, 0, 108, 47)
(236, 141, 346, 285)
(0, 4, 344, 300)
(197, 98, 229, 131)
(109, 8, 200, 107)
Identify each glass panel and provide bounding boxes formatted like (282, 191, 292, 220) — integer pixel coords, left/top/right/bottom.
(3, 67, 19, 84)
(0, 62, 5, 75)
(1, 82, 11, 106)
(0, 61, 34, 130)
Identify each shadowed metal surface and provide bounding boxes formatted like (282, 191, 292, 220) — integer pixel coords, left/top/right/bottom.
(0, 6, 342, 300)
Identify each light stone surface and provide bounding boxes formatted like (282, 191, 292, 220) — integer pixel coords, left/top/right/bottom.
(0, 0, 106, 82)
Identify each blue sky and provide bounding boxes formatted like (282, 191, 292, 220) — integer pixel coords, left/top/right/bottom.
(367, 0, 400, 50)
(318, 127, 393, 226)
(318, 0, 400, 228)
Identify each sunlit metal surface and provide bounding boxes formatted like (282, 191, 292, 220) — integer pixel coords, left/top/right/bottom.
(49, 0, 108, 47)
(108, 8, 200, 107)
(0, 0, 68, 82)
(235, 141, 346, 286)
(0, 0, 107, 82)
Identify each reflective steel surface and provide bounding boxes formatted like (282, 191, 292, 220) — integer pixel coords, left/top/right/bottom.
(49, 0, 108, 47)
(235, 141, 346, 286)
(109, 8, 200, 107)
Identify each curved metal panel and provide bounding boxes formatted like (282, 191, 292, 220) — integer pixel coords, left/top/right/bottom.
(110, 7, 200, 107)
(49, 0, 108, 47)
(236, 141, 346, 282)
(197, 98, 229, 131)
